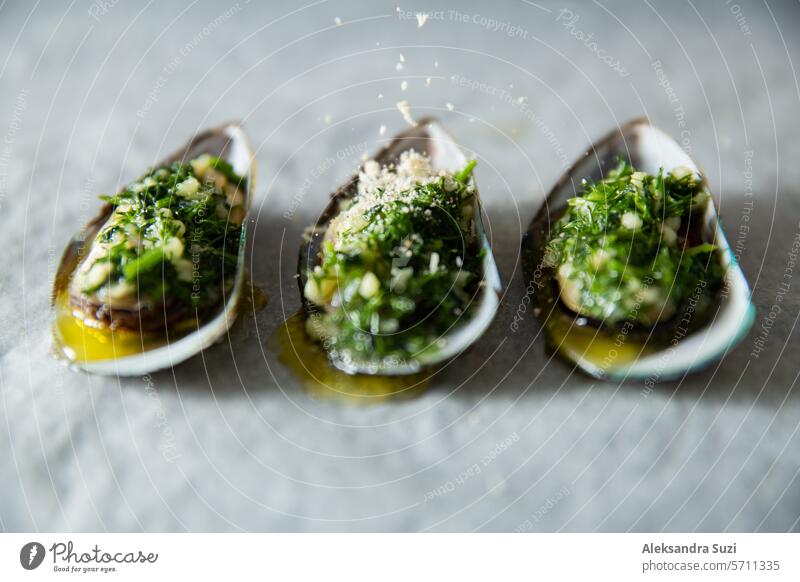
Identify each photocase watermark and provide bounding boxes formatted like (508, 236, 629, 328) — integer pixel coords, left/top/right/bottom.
(304, 310, 412, 372)
(724, 0, 752, 36)
(137, 2, 247, 119)
(87, 0, 121, 22)
(601, 275, 658, 376)
(189, 201, 207, 302)
(514, 486, 571, 531)
(46, 243, 73, 398)
(20, 542, 46, 570)
(74, 175, 97, 242)
(19, 539, 159, 573)
(47, 540, 158, 574)
(555, 9, 629, 77)
(730, 150, 754, 266)
(0, 87, 28, 213)
(283, 141, 368, 220)
(651, 60, 691, 153)
(671, 280, 709, 346)
(641, 277, 713, 395)
(749, 224, 800, 360)
(450, 74, 568, 169)
(423, 432, 519, 502)
(510, 256, 549, 333)
(142, 374, 180, 463)
(396, 8, 530, 39)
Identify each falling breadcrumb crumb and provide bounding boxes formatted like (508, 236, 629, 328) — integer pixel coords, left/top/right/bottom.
(416, 13, 428, 28)
(396, 100, 416, 126)
(400, 80, 408, 91)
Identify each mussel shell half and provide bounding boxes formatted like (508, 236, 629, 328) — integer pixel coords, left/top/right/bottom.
(52, 122, 255, 375)
(298, 118, 502, 375)
(522, 118, 755, 380)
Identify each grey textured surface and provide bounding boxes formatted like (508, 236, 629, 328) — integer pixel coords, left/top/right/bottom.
(1, 0, 799, 532)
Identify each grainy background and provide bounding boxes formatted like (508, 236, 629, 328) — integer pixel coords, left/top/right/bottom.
(1, 0, 799, 532)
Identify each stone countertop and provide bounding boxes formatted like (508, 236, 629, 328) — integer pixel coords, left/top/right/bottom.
(1, 0, 799, 531)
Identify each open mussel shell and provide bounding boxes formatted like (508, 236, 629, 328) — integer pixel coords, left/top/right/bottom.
(52, 122, 255, 375)
(298, 117, 502, 375)
(522, 118, 755, 381)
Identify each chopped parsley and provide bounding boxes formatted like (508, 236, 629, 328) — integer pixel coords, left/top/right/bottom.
(544, 160, 724, 326)
(70, 154, 245, 320)
(304, 151, 483, 369)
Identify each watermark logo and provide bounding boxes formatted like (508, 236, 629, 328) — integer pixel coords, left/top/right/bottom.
(20, 542, 46, 570)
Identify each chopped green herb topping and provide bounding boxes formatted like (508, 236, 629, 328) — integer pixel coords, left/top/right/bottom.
(71, 154, 245, 316)
(544, 160, 724, 326)
(304, 150, 483, 368)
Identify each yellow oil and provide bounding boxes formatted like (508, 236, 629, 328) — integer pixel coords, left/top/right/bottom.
(240, 272, 269, 313)
(53, 291, 169, 362)
(273, 312, 429, 405)
(547, 317, 654, 374)
(53, 273, 268, 365)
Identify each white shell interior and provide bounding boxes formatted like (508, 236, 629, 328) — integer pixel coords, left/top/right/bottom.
(55, 123, 255, 376)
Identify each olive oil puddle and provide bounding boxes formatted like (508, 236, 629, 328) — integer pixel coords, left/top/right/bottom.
(545, 315, 657, 375)
(237, 272, 269, 316)
(54, 290, 170, 362)
(525, 205, 705, 377)
(273, 312, 429, 405)
(53, 273, 268, 365)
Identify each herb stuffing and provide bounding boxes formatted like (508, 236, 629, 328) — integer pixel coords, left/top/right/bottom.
(544, 160, 724, 326)
(70, 154, 246, 328)
(304, 150, 483, 370)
